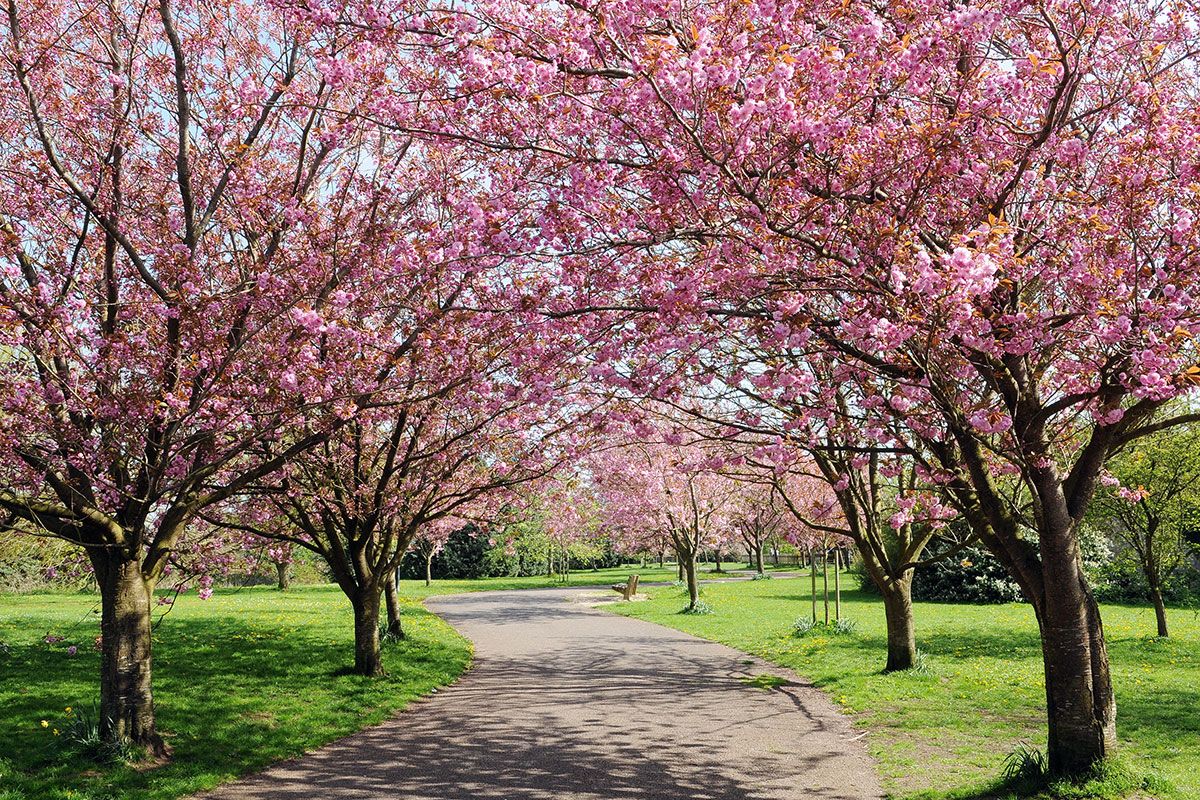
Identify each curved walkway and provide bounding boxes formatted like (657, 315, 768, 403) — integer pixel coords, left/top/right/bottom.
(200, 587, 882, 799)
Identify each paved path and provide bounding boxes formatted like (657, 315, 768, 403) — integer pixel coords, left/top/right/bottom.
(200, 588, 883, 800)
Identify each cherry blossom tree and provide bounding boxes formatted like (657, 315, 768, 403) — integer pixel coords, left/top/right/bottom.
(266, 543, 296, 592)
(409, 519, 455, 588)
(440, 0, 1200, 773)
(775, 453, 957, 669)
(650, 383, 957, 668)
(731, 484, 789, 577)
(223, 333, 589, 675)
(0, 0, 450, 753)
(592, 437, 739, 610)
(537, 476, 605, 583)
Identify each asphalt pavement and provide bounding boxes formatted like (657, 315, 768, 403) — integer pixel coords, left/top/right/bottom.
(198, 587, 883, 799)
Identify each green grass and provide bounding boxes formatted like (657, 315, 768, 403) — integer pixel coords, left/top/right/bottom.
(0, 563, 745, 800)
(0, 585, 471, 800)
(607, 576, 1200, 800)
(395, 561, 763, 598)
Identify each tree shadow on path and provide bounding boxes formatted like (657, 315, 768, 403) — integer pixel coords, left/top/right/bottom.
(199, 588, 881, 800)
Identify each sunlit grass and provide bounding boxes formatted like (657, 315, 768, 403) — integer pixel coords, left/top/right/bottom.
(608, 576, 1200, 800)
(395, 560, 770, 598)
(0, 585, 471, 800)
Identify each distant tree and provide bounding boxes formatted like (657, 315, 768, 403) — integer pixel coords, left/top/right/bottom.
(730, 481, 792, 576)
(1089, 424, 1200, 637)
(593, 438, 739, 610)
(773, 452, 959, 672)
(410, 522, 454, 587)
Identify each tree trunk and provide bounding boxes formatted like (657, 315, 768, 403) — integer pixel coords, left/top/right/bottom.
(1036, 553, 1117, 776)
(880, 575, 917, 672)
(657, 549, 664, 568)
(677, 556, 684, 582)
(755, 544, 764, 576)
(713, 547, 723, 573)
(383, 571, 404, 640)
(683, 553, 699, 610)
(93, 554, 169, 757)
(352, 589, 385, 677)
(275, 561, 290, 591)
(1150, 587, 1169, 637)
(424, 551, 434, 587)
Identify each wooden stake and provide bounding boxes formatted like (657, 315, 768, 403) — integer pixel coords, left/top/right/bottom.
(810, 548, 817, 622)
(835, 549, 842, 621)
(823, 549, 830, 625)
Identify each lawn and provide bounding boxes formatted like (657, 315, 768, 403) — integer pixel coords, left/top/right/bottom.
(8, 567, 1175, 800)
(395, 560, 770, 598)
(0, 562, 736, 800)
(0, 585, 471, 800)
(607, 576, 1200, 800)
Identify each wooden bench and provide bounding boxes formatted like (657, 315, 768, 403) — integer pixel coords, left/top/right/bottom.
(611, 574, 639, 600)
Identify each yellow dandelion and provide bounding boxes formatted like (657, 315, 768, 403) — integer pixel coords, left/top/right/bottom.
(40, 720, 49, 728)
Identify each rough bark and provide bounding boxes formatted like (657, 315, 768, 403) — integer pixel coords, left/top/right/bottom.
(275, 561, 290, 591)
(1036, 546, 1118, 775)
(683, 553, 699, 610)
(92, 553, 169, 757)
(944, 404, 1121, 776)
(352, 589, 385, 676)
(424, 551, 434, 587)
(755, 545, 764, 576)
(1150, 587, 1169, 638)
(879, 576, 917, 672)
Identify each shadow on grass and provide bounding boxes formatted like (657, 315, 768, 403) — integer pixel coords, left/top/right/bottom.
(782, 625, 1043, 666)
(901, 760, 1175, 800)
(1, 600, 470, 800)
(1115, 683, 1200, 748)
(193, 594, 876, 800)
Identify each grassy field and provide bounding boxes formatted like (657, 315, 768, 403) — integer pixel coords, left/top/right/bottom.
(395, 560, 778, 598)
(8, 566, 1178, 800)
(0, 562, 741, 800)
(608, 576, 1200, 800)
(0, 585, 471, 800)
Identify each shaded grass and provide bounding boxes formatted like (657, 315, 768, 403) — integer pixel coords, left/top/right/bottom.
(0, 585, 471, 800)
(0, 561, 744, 799)
(608, 576, 1200, 800)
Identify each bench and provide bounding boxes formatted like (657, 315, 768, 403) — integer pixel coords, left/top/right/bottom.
(611, 574, 640, 600)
